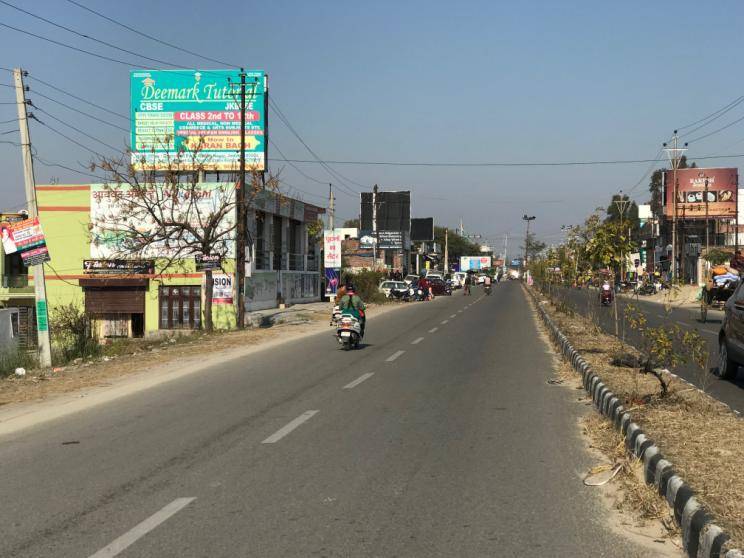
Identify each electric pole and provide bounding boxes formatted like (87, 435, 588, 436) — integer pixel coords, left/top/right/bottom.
(663, 131, 687, 282)
(328, 184, 335, 230)
(235, 69, 247, 329)
(444, 227, 449, 274)
(613, 191, 630, 284)
(372, 184, 380, 269)
(522, 214, 536, 270)
(14, 68, 52, 368)
(704, 177, 710, 267)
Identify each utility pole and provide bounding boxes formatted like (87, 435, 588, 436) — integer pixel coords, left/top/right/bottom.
(522, 214, 536, 270)
(328, 183, 335, 230)
(14, 68, 51, 368)
(663, 132, 687, 282)
(613, 191, 630, 285)
(704, 177, 710, 269)
(235, 69, 247, 329)
(372, 184, 380, 269)
(503, 233, 508, 275)
(444, 228, 449, 274)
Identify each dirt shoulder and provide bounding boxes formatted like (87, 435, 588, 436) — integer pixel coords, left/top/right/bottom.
(531, 289, 744, 550)
(0, 301, 408, 420)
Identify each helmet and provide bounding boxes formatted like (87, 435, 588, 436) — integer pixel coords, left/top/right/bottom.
(346, 283, 356, 294)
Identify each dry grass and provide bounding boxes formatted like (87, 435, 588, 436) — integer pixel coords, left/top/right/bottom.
(539, 295, 744, 549)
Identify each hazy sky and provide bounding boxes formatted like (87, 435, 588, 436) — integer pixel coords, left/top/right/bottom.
(2, 0, 744, 249)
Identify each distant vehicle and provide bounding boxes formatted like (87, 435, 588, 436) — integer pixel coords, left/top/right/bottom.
(452, 272, 466, 288)
(425, 271, 444, 281)
(404, 274, 420, 285)
(430, 278, 452, 296)
(508, 269, 521, 280)
(476, 274, 487, 285)
(718, 281, 744, 380)
(378, 280, 407, 296)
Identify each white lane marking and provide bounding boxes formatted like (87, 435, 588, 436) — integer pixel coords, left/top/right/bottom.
(675, 320, 687, 327)
(457, 310, 463, 313)
(88, 497, 196, 558)
(262, 410, 319, 444)
(441, 319, 448, 324)
(450, 314, 456, 318)
(411, 337, 424, 345)
(428, 327, 438, 333)
(343, 372, 374, 390)
(386, 350, 405, 362)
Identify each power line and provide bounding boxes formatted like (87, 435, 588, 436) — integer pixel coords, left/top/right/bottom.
(31, 104, 123, 152)
(0, 20, 148, 68)
(63, 0, 239, 68)
(0, 0, 183, 68)
(685, 113, 744, 144)
(28, 88, 129, 132)
(35, 155, 110, 181)
(678, 95, 744, 131)
(679, 97, 744, 139)
(1, 128, 18, 135)
(30, 116, 104, 159)
(28, 74, 129, 120)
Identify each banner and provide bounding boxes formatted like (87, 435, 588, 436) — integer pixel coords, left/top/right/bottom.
(325, 268, 340, 297)
(195, 254, 222, 271)
(83, 259, 154, 274)
(212, 273, 234, 304)
(460, 256, 492, 271)
(7, 218, 51, 266)
(664, 168, 738, 219)
(323, 230, 342, 268)
(130, 70, 265, 171)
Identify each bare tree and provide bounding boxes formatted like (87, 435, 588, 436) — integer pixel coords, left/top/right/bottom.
(90, 142, 272, 331)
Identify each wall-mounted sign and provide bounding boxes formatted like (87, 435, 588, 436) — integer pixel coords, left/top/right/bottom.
(195, 254, 222, 271)
(83, 259, 155, 274)
(212, 273, 234, 304)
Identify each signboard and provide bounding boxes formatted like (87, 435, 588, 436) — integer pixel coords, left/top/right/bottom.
(90, 183, 235, 258)
(212, 273, 234, 304)
(663, 168, 738, 219)
(130, 69, 266, 171)
(411, 217, 434, 242)
(83, 259, 155, 274)
(195, 254, 221, 271)
(6, 218, 51, 266)
(359, 230, 405, 249)
(0, 212, 25, 254)
(325, 268, 340, 298)
(323, 230, 342, 268)
(460, 256, 492, 271)
(36, 300, 48, 332)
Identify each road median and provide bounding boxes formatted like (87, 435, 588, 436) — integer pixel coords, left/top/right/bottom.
(525, 284, 744, 558)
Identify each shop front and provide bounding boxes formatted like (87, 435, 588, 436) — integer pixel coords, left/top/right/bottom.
(80, 278, 147, 338)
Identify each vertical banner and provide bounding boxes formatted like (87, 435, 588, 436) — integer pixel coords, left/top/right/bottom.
(325, 268, 340, 298)
(212, 273, 234, 304)
(323, 230, 342, 268)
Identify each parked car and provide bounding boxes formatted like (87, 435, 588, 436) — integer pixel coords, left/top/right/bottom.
(378, 280, 408, 297)
(718, 282, 744, 379)
(452, 272, 466, 288)
(404, 274, 420, 285)
(430, 278, 452, 296)
(425, 271, 444, 282)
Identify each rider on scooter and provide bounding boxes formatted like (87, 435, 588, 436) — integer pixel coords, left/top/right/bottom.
(339, 283, 366, 336)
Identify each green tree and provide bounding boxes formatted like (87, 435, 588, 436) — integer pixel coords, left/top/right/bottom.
(434, 226, 481, 263)
(524, 232, 546, 262)
(605, 194, 640, 240)
(343, 218, 360, 228)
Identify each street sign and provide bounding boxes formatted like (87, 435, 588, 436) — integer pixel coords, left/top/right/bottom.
(130, 70, 266, 171)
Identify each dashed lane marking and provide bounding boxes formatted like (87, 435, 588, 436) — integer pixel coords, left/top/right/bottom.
(441, 320, 448, 324)
(262, 410, 319, 444)
(411, 337, 424, 345)
(386, 350, 405, 362)
(88, 498, 196, 558)
(343, 372, 374, 390)
(428, 327, 438, 333)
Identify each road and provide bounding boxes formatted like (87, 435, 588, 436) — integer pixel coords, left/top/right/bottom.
(0, 282, 659, 557)
(556, 286, 744, 414)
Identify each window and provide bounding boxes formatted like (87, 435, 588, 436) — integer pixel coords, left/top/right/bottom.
(159, 286, 201, 329)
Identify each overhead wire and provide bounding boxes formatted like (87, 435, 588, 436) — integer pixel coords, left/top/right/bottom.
(685, 113, 744, 144)
(678, 95, 744, 131)
(29, 116, 104, 159)
(27, 74, 129, 120)
(27, 89, 129, 132)
(31, 104, 123, 152)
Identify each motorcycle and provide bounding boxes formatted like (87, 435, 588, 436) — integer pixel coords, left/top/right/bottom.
(388, 286, 412, 302)
(600, 285, 613, 306)
(484, 284, 492, 296)
(336, 313, 362, 350)
(330, 305, 342, 326)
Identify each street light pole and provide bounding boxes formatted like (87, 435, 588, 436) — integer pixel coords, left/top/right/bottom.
(522, 214, 536, 272)
(613, 191, 630, 285)
(704, 177, 710, 268)
(663, 132, 687, 282)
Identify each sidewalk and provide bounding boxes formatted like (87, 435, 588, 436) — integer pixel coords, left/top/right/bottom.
(245, 301, 332, 327)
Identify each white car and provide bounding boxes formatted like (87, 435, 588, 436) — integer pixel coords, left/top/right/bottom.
(477, 274, 487, 284)
(378, 281, 408, 296)
(404, 274, 420, 285)
(452, 272, 466, 288)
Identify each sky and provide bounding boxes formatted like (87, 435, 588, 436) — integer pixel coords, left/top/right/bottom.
(2, 0, 744, 250)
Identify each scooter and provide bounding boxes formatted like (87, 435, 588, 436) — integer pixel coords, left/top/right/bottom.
(330, 305, 342, 326)
(336, 313, 362, 350)
(600, 285, 613, 306)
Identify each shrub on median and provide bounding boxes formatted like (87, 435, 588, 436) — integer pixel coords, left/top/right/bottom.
(341, 269, 388, 304)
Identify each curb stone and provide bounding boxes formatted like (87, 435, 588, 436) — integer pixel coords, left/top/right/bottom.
(526, 287, 741, 558)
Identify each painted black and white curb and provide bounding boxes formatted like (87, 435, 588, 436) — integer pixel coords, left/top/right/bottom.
(528, 290, 743, 558)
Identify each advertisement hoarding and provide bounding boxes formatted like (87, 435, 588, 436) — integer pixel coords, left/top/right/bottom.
(323, 230, 342, 269)
(410, 217, 434, 242)
(359, 230, 405, 249)
(5, 218, 51, 266)
(325, 268, 340, 298)
(212, 273, 234, 304)
(90, 183, 235, 258)
(460, 256, 492, 271)
(663, 168, 738, 219)
(130, 69, 265, 171)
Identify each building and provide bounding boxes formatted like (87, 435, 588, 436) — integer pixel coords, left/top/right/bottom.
(0, 184, 324, 340)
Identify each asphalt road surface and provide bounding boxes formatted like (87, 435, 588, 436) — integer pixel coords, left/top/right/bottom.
(556, 286, 744, 414)
(1, 282, 658, 557)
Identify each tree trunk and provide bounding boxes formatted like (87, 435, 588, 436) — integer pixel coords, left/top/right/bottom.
(204, 268, 214, 332)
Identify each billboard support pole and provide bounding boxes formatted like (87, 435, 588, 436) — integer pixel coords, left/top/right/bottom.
(236, 69, 247, 329)
(14, 68, 52, 368)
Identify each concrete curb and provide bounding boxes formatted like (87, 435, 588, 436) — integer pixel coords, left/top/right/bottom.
(527, 288, 742, 558)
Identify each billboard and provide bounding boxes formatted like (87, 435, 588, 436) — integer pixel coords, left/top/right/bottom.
(130, 69, 266, 171)
(359, 230, 405, 249)
(359, 191, 411, 249)
(663, 168, 737, 219)
(323, 230, 342, 268)
(90, 183, 236, 258)
(4, 218, 51, 266)
(411, 217, 434, 242)
(460, 256, 492, 271)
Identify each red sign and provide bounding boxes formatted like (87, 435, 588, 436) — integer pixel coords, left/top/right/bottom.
(664, 168, 738, 219)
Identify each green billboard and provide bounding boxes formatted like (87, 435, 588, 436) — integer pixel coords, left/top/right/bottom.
(130, 69, 265, 171)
